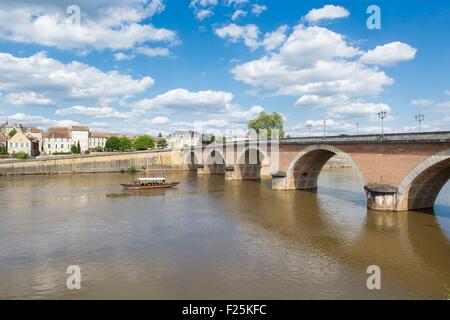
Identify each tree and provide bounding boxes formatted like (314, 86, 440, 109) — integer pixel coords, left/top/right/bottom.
(14, 151, 28, 159)
(0, 147, 6, 155)
(248, 111, 285, 138)
(71, 144, 79, 154)
(105, 136, 121, 151)
(119, 137, 132, 151)
(133, 135, 155, 150)
(77, 141, 81, 153)
(8, 128, 17, 138)
(202, 134, 215, 145)
(157, 138, 168, 149)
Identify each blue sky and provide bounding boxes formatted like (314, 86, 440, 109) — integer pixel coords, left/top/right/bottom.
(0, 0, 449, 136)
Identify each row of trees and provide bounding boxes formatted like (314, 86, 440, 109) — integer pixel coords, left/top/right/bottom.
(103, 135, 168, 152)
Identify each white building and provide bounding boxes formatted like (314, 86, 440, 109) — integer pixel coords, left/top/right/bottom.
(89, 132, 108, 150)
(167, 130, 201, 149)
(43, 127, 72, 154)
(71, 126, 90, 153)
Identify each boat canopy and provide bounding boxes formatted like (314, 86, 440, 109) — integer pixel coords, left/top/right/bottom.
(137, 178, 165, 182)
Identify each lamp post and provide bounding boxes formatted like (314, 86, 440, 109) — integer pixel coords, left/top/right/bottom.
(307, 124, 312, 137)
(415, 113, 424, 135)
(356, 121, 359, 135)
(323, 120, 327, 139)
(378, 110, 387, 139)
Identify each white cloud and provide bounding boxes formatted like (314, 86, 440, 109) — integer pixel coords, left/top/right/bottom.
(196, 9, 214, 20)
(304, 5, 350, 23)
(231, 25, 390, 98)
(132, 89, 234, 112)
(0, 52, 154, 103)
(136, 47, 172, 58)
(262, 25, 288, 51)
(295, 94, 390, 120)
(227, 0, 249, 6)
(190, 0, 218, 20)
(232, 9, 247, 21)
(146, 116, 170, 125)
(445, 90, 450, 96)
(215, 24, 260, 49)
(55, 105, 136, 119)
(114, 52, 134, 61)
(0, 1, 177, 51)
(252, 4, 267, 16)
(410, 99, 434, 107)
(5, 91, 54, 106)
(360, 42, 417, 66)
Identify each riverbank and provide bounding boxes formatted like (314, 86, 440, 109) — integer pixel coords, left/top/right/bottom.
(0, 150, 186, 176)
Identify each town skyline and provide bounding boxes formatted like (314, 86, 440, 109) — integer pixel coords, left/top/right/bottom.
(0, 1, 449, 137)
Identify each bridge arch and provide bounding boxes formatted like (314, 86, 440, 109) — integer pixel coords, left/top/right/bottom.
(285, 145, 365, 190)
(184, 149, 201, 171)
(199, 147, 226, 175)
(227, 146, 269, 180)
(396, 148, 450, 211)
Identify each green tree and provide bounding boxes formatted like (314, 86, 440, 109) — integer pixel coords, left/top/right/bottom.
(105, 136, 121, 151)
(0, 147, 7, 155)
(248, 111, 285, 138)
(94, 146, 104, 152)
(157, 138, 168, 149)
(14, 151, 28, 159)
(8, 128, 17, 138)
(119, 137, 132, 151)
(70, 144, 79, 154)
(77, 141, 81, 153)
(133, 135, 155, 150)
(202, 134, 215, 145)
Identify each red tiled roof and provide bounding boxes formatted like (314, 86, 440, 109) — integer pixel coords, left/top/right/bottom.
(90, 132, 109, 139)
(45, 127, 71, 139)
(71, 126, 90, 132)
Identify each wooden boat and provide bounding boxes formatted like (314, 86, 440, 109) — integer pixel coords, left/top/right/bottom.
(121, 177, 180, 190)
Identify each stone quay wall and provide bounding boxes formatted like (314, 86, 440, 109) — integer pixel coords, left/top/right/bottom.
(0, 150, 187, 176)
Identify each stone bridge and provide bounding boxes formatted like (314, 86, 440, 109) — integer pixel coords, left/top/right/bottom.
(185, 131, 450, 212)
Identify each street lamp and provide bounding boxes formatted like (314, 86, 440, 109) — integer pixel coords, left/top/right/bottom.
(378, 110, 387, 138)
(415, 113, 424, 135)
(356, 121, 359, 135)
(323, 120, 327, 139)
(306, 124, 312, 137)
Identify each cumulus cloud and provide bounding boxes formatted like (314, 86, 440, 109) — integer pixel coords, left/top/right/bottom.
(231, 25, 390, 97)
(0, 0, 177, 51)
(145, 116, 170, 125)
(189, 0, 218, 20)
(252, 4, 267, 16)
(132, 88, 234, 112)
(360, 42, 417, 66)
(262, 25, 288, 51)
(215, 24, 260, 49)
(232, 9, 247, 21)
(410, 99, 434, 107)
(55, 105, 137, 119)
(304, 5, 350, 23)
(5, 91, 54, 106)
(0, 52, 154, 104)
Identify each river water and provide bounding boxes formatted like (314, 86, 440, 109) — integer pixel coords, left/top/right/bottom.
(0, 169, 449, 299)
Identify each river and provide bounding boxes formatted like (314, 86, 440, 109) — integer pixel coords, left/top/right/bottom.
(0, 168, 449, 299)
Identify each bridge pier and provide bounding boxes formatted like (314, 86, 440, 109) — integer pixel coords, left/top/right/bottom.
(197, 164, 226, 175)
(225, 164, 262, 180)
(364, 184, 399, 211)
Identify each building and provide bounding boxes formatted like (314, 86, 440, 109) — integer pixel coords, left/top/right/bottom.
(0, 132, 7, 150)
(71, 126, 90, 153)
(43, 127, 72, 154)
(8, 128, 40, 156)
(167, 130, 202, 149)
(22, 126, 43, 152)
(89, 132, 108, 150)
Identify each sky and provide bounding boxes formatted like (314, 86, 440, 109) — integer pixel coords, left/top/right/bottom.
(0, 0, 449, 137)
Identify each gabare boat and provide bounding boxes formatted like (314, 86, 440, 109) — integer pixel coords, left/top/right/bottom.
(121, 177, 180, 190)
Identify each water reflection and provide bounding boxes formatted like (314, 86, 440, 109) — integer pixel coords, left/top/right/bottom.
(0, 169, 448, 299)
